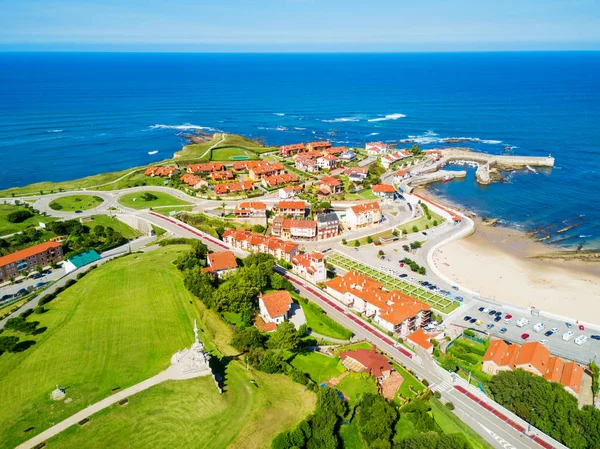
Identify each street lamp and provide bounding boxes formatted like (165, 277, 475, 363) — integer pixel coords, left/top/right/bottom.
(528, 407, 535, 433)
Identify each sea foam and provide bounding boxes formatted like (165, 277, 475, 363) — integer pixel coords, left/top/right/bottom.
(151, 123, 215, 131)
(322, 117, 360, 123)
(368, 113, 406, 122)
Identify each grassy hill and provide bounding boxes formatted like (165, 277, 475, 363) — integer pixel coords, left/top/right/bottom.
(176, 133, 277, 162)
(0, 245, 314, 449)
(0, 203, 56, 236)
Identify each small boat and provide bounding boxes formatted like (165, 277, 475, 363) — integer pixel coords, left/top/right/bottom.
(148, 150, 158, 155)
(442, 175, 452, 182)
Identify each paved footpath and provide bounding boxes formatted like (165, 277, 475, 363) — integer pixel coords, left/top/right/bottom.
(16, 370, 172, 449)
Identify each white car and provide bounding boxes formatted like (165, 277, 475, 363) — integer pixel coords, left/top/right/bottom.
(516, 318, 530, 328)
(563, 331, 575, 341)
(483, 308, 490, 313)
(533, 322, 546, 333)
(575, 335, 588, 346)
(549, 327, 559, 334)
(540, 340, 548, 346)
(410, 277, 417, 282)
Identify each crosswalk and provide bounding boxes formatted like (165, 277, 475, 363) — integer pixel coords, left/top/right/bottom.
(430, 381, 453, 394)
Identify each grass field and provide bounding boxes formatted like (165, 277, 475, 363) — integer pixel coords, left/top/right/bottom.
(336, 372, 378, 406)
(82, 215, 141, 239)
(391, 362, 426, 400)
(289, 351, 345, 383)
(429, 398, 494, 449)
(118, 191, 191, 210)
(327, 252, 459, 314)
(396, 206, 445, 234)
(49, 194, 104, 212)
(294, 294, 353, 341)
(0, 245, 315, 449)
(0, 204, 56, 236)
(154, 205, 194, 216)
(211, 147, 259, 161)
(343, 188, 378, 201)
(176, 134, 275, 162)
(346, 228, 397, 246)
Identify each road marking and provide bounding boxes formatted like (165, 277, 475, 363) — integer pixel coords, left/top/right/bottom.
(479, 423, 517, 449)
(430, 381, 452, 393)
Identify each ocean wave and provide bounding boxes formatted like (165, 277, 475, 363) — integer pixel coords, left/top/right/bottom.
(368, 132, 380, 136)
(258, 126, 288, 131)
(405, 132, 503, 146)
(580, 235, 591, 238)
(480, 139, 502, 144)
(47, 129, 64, 133)
(368, 113, 406, 122)
(294, 127, 306, 130)
(150, 123, 216, 131)
(322, 117, 360, 123)
(273, 113, 285, 116)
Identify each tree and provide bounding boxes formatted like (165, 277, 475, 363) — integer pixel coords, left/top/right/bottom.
(183, 267, 216, 308)
(93, 224, 106, 237)
(270, 273, 294, 291)
(354, 240, 360, 247)
(409, 144, 423, 156)
(0, 335, 20, 355)
(392, 230, 399, 237)
(49, 261, 58, 269)
(410, 241, 422, 249)
(213, 276, 258, 313)
(356, 393, 398, 448)
(231, 326, 263, 352)
(367, 236, 373, 244)
(418, 267, 426, 275)
(267, 322, 300, 351)
(402, 229, 408, 236)
(244, 252, 275, 268)
(402, 245, 410, 252)
(141, 192, 158, 201)
(412, 225, 419, 233)
(342, 238, 347, 245)
(7, 210, 33, 223)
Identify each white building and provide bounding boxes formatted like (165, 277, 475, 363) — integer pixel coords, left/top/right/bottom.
(344, 202, 382, 229)
(381, 150, 411, 169)
(365, 142, 389, 155)
(258, 291, 293, 326)
(291, 252, 327, 284)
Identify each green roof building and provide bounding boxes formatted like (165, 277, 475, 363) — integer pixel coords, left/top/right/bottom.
(64, 250, 102, 274)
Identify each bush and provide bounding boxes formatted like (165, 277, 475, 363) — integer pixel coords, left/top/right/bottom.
(141, 192, 158, 201)
(158, 238, 198, 246)
(434, 391, 441, 399)
(366, 236, 373, 244)
(412, 225, 418, 233)
(33, 306, 46, 314)
(422, 379, 429, 387)
(446, 401, 455, 410)
(64, 279, 77, 288)
(7, 210, 34, 223)
(341, 238, 347, 245)
(354, 240, 360, 247)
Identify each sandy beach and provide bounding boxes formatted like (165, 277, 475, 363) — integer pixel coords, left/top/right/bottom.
(433, 220, 600, 323)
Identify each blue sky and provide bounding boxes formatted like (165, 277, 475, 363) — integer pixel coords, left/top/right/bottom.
(1, 0, 599, 51)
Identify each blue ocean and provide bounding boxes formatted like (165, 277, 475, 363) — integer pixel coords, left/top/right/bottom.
(0, 52, 599, 248)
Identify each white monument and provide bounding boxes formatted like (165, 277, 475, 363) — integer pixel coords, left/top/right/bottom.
(51, 384, 66, 401)
(170, 320, 212, 379)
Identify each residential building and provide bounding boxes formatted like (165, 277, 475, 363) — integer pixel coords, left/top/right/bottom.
(278, 185, 303, 199)
(381, 150, 411, 169)
(258, 290, 293, 327)
(340, 348, 393, 381)
(187, 162, 224, 174)
(371, 184, 397, 199)
(365, 142, 389, 155)
(180, 173, 207, 189)
(234, 201, 267, 218)
(323, 146, 347, 156)
(339, 151, 357, 162)
(144, 166, 178, 178)
(407, 329, 436, 354)
(63, 250, 101, 274)
(213, 181, 254, 196)
(344, 167, 368, 182)
(277, 200, 306, 217)
(561, 361, 584, 396)
(316, 212, 340, 239)
(344, 202, 382, 229)
(394, 168, 411, 183)
(272, 217, 317, 240)
(222, 229, 299, 262)
(0, 242, 63, 282)
(291, 252, 326, 284)
(482, 340, 519, 375)
(279, 143, 306, 156)
(203, 251, 238, 278)
(210, 170, 234, 182)
(306, 141, 331, 152)
(325, 271, 431, 336)
(295, 156, 319, 173)
(248, 162, 285, 181)
(514, 341, 551, 376)
(262, 173, 299, 189)
(319, 176, 343, 196)
(316, 154, 338, 170)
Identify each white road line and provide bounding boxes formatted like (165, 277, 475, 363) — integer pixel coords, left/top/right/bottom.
(479, 423, 518, 449)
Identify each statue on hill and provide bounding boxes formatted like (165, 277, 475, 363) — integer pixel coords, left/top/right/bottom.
(170, 320, 211, 379)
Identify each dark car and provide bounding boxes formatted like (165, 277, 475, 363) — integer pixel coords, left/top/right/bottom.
(399, 274, 408, 278)
(500, 328, 508, 334)
(75, 210, 83, 214)
(494, 315, 502, 322)
(463, 316, 472, 321)
(488, 310, 497, 315)
(16, 288, 28, 296)
(1, 294, 13, 301)
(544, 330, 554, 337)
(469, 318, 477, 324)
(478, 307, 485, 312)
(30, 273, 42, 279)
(422, 232, 428, 236)
(591, 335, 600, 341)
(495, 311, 502, 316)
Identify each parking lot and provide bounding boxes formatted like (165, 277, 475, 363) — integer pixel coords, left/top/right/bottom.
(449, 301, 600, 365)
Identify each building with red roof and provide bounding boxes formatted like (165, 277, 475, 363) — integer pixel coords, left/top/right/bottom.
(203, 251, 238, 278)
(277, 200, 306, 218)
(213, 180, 254, 196)
(0, 241, 63, 282)
(306, 141, 331, 152)
(187, 162, 223, 174)
(295, 156, 319, 173)
(262, 173, 299, 189)
(258, 291, 294, 327)
(291, 252, 326, 284)
(340, 348, 393, 380)
(222, 229, 299, 262)
(248, 162, 285, 181)
(272, 217, 317, 240)
(210, 170, 234, 182)
(279, 143, 306, 156)
(180, 173, 207, 189)
(344, 202, 382, 229)
(371, 184, 397, 199)
(234, 201, 267, 218)
(319, 176, 342, 195)
(365, 142, 389, 155)
(317, 154, 339, 170)
(145, 166, 178, 178)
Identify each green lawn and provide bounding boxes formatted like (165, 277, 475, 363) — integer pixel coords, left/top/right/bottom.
(391, 362, 426, 400)
(47, 366, 315, 449)
(346, 228, 396, 246)
(295, 294, 353, 341)
(48, 194, 104, 212)
(211, 147, 259, 161)
(82, 215, 141, 239)
(0, 203, 56, 236)
(289, 351, 345, 383)
(118, 191, 191, 210)
(344, 188, 377, 201)
(396, 206, 445, 235)
(154, 205, 194, 216)
(336, 372, 378, 406)
(95, 171, 172, 192)
(339, 422, 363, 449)
(429, 398, 494, 449)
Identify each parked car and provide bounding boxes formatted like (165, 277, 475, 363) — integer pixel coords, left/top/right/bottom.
(16, 288, 27, 297)
(494, 315, 502, 322)
(483, 308, 490, 313)
(533, 322, 546, 333)
(495, 311, 502, 316)
(30, 273, 43, 279)
(463, 316, 472, 321)
(75, 210, 83, 214)
(521, 333, 530, 340)
(456, 296, 464, 302)
(475, 320, 483, 325)
(422, 232, 428, 236)
(469, 318, 477, 324)
(591, 335, 600, 341)
(488, 310, 497, 316)
(579, 324, 585, 330)
(516, 318, 529, 328)
(499, 328, 508, 334)
(478, 307, 485, 312)
(504, 314, 513, 323)
(35, 282, 47, 288)
(1, 294, 13, 301)
(452, 286, 459, 290)
(563, 331, 575, 341)
(575, 335, 588, 346)
(399, 263, 404, 267)
(565, 322, 572, 328)
(399, 274, 408, 278)
(486, 323, 495, 329)
(540, 340, 548, 346)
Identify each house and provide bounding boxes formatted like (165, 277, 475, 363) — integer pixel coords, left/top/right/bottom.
(187, 163, 224, 174)
(365, 142, 389, 155)
(180, 173, 207, 189)
(426, 149, 443, 161)
(324, 146, 347, 156)
(248, 162, 285, 181)
(271, 217, 317, 240)
(407, 329, 436, 354)
(561, 361, 584, 396)
(222, 229, 299, 262)
(482, 340, 519, 375)
(295, 156, 319, 173)
(344, 202, 382, 229)
(210, 170, 234, 182)
(514, 341, 551, 376)
(0, 242, 64, 282)
(258, 290, 294, 326)
(291, 252, 326, 284)
(394, 169, 411, 183)
(277, 200, 306, 217)
(278, 185, 303, 199)
(306, 141, 331, 152)
(319, 176, 343, 195)
(280, 143, 306, 156)
(234, 201, 267, 218)
(316, 212, 340, 239)
(64, 250, 101, 274)
(262, 173, 298, 189)
(381, 150, 411, 169)
(371, 184, 397, 199)
(203, 251, 238, 278)
(213, 180, 254, 196)
(144, 166, 178, 177)
(325, 271, 431, 336)
(232, 161, 253, 172)
(316, 154, 338, 170)
(339, 151, 357, 162)
(340, 348, 393, 380)
(344, 167, 368, 183)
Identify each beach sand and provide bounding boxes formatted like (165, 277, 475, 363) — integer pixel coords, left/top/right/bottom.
(433, 222, 600, 323)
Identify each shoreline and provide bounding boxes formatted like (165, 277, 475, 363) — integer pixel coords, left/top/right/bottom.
(418, 187, 600, 322)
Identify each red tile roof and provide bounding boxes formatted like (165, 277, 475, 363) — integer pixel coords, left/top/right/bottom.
(407, 329, 435, 351)
(341, 348, 392, 378)
(213, 181, 254, 195)
(515, 342, 551, 374)
(278, 200, 306, 210)
(320, 176, 341, 187)
(263, 173, 298, 187)
(234, 201, 267, 212)
(561, 361, 583, 394)
(371, 184, 396, 193)
(350, 201, 381, 215)
(211, 170, 234, 181)
(260, 291, 293, 319)
(180, 173, 202, 186)
(205, 251, 238, 272)
(187, 162, 223, 173)
(0, 241, 62, 267)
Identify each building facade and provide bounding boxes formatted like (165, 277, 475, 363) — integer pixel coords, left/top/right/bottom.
(316, 212, 340, 239)
(291, 252, 327, 284)
(344, 202, 382, 229)
(0, 242, 63, 282)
